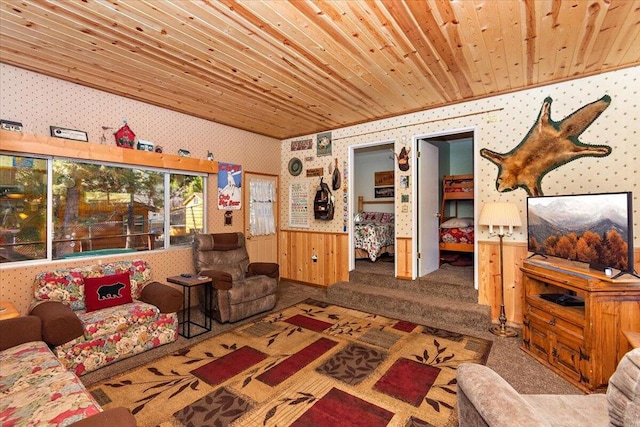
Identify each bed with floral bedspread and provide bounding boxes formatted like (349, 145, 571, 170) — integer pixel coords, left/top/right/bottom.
(439, 217, 474, 253)
(354, 211, 395, 262)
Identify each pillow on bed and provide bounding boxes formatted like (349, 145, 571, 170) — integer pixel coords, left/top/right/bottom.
(358, 212, 394, 224)
(356, 212, 377, 222)
(379, 213, 394, 223)
(360, 212, 394, 224)
(441, 217, 474, 229)
(363, 212, 381, 222)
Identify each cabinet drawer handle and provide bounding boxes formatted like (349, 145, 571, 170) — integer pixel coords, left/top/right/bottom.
(549, 317, 556, 326)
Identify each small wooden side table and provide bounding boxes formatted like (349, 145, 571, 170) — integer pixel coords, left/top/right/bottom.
(167, 275, 212, 338)
(0, 301, 20, 320)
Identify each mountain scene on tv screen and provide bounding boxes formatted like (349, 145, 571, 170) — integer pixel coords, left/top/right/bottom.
(528, 195, 629, 270)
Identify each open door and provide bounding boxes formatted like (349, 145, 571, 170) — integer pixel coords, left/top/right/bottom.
(416, 140, 440, 276)
(243, 172, 278, 263)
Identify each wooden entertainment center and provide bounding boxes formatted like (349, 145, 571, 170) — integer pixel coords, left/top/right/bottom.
(521, 259, 640, 393)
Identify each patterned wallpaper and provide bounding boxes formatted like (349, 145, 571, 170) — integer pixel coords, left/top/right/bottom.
(280, 66, 640, 243)
(0, 63, 282, 233)
(0, 64, 281, 313)
(1, 64, 638, 312)
(0, 249, 194, 310)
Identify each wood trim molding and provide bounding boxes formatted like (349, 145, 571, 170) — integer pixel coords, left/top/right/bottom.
(0, 130, 218, 174)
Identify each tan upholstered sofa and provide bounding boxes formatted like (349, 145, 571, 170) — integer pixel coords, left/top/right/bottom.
(193, 232, 278, 323)
(456, 348, 640, 426)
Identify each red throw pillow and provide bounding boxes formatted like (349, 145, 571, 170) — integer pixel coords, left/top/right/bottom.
(84, 272, 133, 312)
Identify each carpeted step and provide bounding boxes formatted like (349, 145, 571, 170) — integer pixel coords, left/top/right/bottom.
(327, 281, 490, 332)
(349, 270, 478, 304)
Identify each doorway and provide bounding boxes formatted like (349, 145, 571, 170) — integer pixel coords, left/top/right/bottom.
(349, 141, 395, 276)
(415, 129, 476, 287)
(243, 172, 278, 263)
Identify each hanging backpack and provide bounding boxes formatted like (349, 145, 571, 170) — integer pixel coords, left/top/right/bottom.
(314, 177, 334, 220)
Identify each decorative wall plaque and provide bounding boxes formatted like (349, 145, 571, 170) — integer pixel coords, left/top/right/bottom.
(306, 167, 323, 177)
(50, 126, 88, 142)
(291, 138, 313, 151)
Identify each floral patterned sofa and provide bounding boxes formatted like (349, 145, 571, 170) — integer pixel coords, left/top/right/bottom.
(29, 259, 182, 376)
(0, 316, 136, 426)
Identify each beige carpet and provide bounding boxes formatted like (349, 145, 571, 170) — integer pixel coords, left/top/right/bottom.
(354, 259, 474, 288)
(420, 264, 473, 287)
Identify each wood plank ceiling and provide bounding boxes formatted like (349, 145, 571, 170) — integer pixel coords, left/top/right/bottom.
(1, 0, 639, 140)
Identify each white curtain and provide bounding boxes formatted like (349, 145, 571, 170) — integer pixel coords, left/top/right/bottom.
(250, 179, 275, 236)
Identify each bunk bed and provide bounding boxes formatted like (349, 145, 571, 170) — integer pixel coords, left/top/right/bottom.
(439, 174, 474, 262)
(354, 196, 394, 261)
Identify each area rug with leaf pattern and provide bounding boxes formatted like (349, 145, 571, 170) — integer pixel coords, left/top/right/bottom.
(89, 299, 492, 427)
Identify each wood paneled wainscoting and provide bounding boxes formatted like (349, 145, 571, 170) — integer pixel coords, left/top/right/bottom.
(395, 237, 412, 280)
(279, 230, 414, 287)
(279, 230, 349, 287)
(477, 240, 529, 327)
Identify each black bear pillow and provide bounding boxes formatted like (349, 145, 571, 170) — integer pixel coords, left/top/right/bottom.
(84, 272, 133, 312)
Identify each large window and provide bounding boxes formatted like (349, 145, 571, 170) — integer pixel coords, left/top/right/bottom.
(0, 154, 205, 264)
(0, 155, 47, 262)
(169, 174, 205, 246)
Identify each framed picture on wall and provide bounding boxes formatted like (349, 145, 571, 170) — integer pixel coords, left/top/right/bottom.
(374, 186, 394, 198)
(317, 132, 332, 156)
(374, 170, 394, 186)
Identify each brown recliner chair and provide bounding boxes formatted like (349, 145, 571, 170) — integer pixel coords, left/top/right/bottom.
(193, 232, 279, 323)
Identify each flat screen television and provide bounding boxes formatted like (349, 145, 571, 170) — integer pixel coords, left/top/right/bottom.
(527, 192, 636, 278)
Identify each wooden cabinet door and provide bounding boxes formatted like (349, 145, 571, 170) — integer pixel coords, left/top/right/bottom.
(552, 333, 586, 385)
(526, 318, 551, 361)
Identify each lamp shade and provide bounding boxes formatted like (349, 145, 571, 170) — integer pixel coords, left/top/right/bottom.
(479, 202, 522, 235)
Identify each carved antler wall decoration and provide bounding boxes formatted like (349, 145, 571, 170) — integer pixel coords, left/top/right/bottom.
(481, 95, 612, 196)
